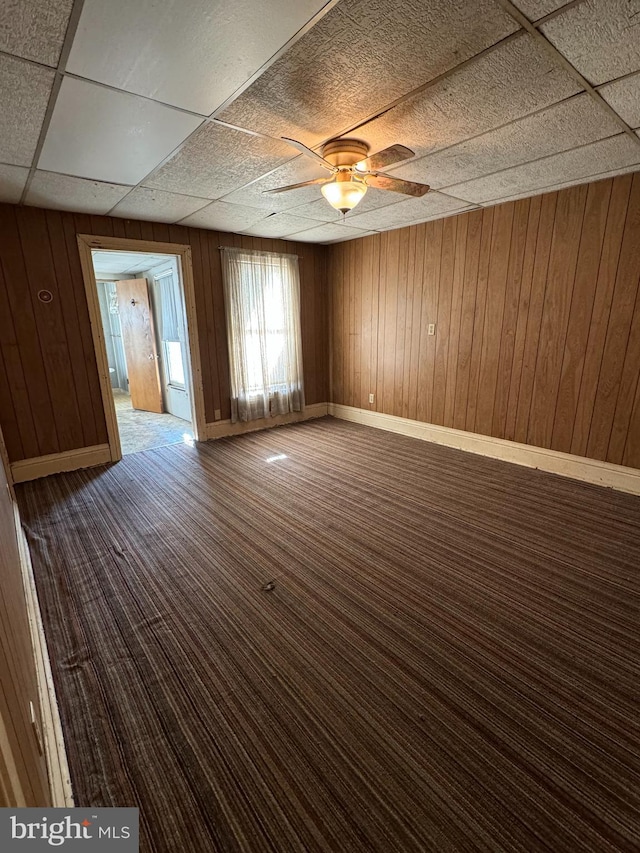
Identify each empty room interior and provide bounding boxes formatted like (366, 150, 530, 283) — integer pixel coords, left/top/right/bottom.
(1, 0, 640, 850)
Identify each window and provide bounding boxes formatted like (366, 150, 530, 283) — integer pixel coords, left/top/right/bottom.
(221, 248, 304, 423)
(155, 270, 186, 388)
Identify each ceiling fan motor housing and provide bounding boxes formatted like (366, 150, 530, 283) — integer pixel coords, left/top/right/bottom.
(321, 138, 370, 167)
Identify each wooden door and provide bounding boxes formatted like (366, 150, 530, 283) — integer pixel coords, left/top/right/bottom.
(116, 279, 163, 413)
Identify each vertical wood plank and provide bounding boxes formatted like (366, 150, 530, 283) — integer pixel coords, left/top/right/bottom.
(587, 173, 640, 460)
(504, 195, 542, 442)
(491, 198, 530, 439)
(465, 208, 494, 433)
(432, 217, 456, 425)
(528, 184, 588, 449)
(513, 192, 558, 444)
(552, 180, 612, 452)
(475, 202, 514, 437)
(571, 175, 633, 457)
(444, 215, 467, 427)
(453, 209, 482, 430)
(417, 220, 442, 425)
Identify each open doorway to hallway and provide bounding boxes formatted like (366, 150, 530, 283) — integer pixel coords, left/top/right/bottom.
(91, 249, 195, 455)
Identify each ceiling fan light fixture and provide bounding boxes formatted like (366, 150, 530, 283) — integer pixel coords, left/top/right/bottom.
(321, 176, 367, 214)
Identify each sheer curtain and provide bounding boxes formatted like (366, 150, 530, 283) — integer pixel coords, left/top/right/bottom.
(156, 270, 184, 344)
(221, 247, 304, 423)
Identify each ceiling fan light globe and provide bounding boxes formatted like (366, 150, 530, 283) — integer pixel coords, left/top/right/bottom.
(321, 180, 367, 213)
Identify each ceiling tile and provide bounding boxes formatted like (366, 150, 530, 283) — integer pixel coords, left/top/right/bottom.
(110, 187, 210, 222)
(145, 122, 293, 199)
(541, 0, 640, 85)
(38, 77, 203, 185)
(92, 251, 176, 275)
(217, 0, 518, 146)
(356, 34, 582, 161)
(221, 157, 330, 211)
(345, 192, 473, 230)
(67, 0, 330, 115)
(26, 171, 132, 213)
(0, 164, 29, 203)
(241, 213, 318, 239)
(290, 222, 376, 243)
(0, 0, 73, 66)
(482, 166, 640, 207)
(392, 94, 621, 189)
(178, 201, 269, 231)
(286, 197, 343, 223)
(0, 54, 54, 166)
(512, 0, 569, 19)
(599, 72, 640, 129)
(445, 134, 640, 203)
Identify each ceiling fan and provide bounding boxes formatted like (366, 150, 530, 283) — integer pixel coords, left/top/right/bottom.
(263, 137, 430, 215)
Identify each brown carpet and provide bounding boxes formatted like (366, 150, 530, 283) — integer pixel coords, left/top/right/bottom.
(16, 417, 640, 852)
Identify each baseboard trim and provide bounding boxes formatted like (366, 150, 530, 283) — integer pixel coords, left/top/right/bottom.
(11, 444, 111, 483)
(328, 404, 640, 496)
(14, 504, 73, 806)
(206, 403, 328, 440)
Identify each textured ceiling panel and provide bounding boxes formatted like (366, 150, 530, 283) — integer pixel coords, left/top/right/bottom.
(110, 187, 210, 222)
(0, 164, 29, 203)
(289, 222, 376, 243)
(0, 0, 73, 66)
(599, 72, 640, 129)
(0, 55, 54, 166)
(67, 0, 330, 115)
(512, 0, 569, 19)
(221, 157, 329, 211)
(178, 200, 270, 231)
(355, 34, 581, 161)
(92, 251, 175, 275)
(241, 212, 318, 238)
(345, 192, 473, 230)
(39, 78, 202, 185)
(145, 123, 294, 200)
(445, 134, 640, 203)
(26, 171, 132, 214)
(482, 165, 640, 207)
(392, 94, 621, 190)
(217, 0, 518, 146)
(541, 0, 640, 85)
(286, 198, 343, 223)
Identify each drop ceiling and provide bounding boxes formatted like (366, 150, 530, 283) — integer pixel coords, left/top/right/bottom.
(0, 0, 639, 244)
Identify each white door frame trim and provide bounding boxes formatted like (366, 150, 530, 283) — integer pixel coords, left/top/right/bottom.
(77, 234, 206, 462)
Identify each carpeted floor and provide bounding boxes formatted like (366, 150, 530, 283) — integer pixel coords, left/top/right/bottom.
(113, 389, 193, 455)
(16, 418, 640, 852)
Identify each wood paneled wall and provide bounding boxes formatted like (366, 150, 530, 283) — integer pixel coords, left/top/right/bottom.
(329, 172, 640, 470)
(0, 204, 328, 462)
(0, 427, 49, 805)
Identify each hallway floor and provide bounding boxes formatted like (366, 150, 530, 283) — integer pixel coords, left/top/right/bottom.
(113, 389, 193, 455)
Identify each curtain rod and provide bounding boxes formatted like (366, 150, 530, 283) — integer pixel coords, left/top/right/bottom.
(218, 246, 303, 257)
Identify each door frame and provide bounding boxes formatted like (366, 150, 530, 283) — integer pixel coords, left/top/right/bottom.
(77, 234, 206, 462)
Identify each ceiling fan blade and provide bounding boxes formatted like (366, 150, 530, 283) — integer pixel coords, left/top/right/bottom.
(366, 174, 430, 197)
(263, 177, 332, 195)
(355, 144, 415, 172)
(281, 137, 336, 171)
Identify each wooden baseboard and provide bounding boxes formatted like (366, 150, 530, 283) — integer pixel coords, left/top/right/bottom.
(206, 403, 328, 440)
(329, 404, 640, 496)
(11, 444, 111, 483)
(14, 504, 73, 806)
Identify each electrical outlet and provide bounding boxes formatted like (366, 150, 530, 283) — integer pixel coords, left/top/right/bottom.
(214, 408, 221, 421)
(369, 393, 375, 404)
(428, 323, 436, 336)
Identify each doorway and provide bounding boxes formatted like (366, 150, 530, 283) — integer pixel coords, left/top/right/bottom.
(77, 235, 206, 461)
